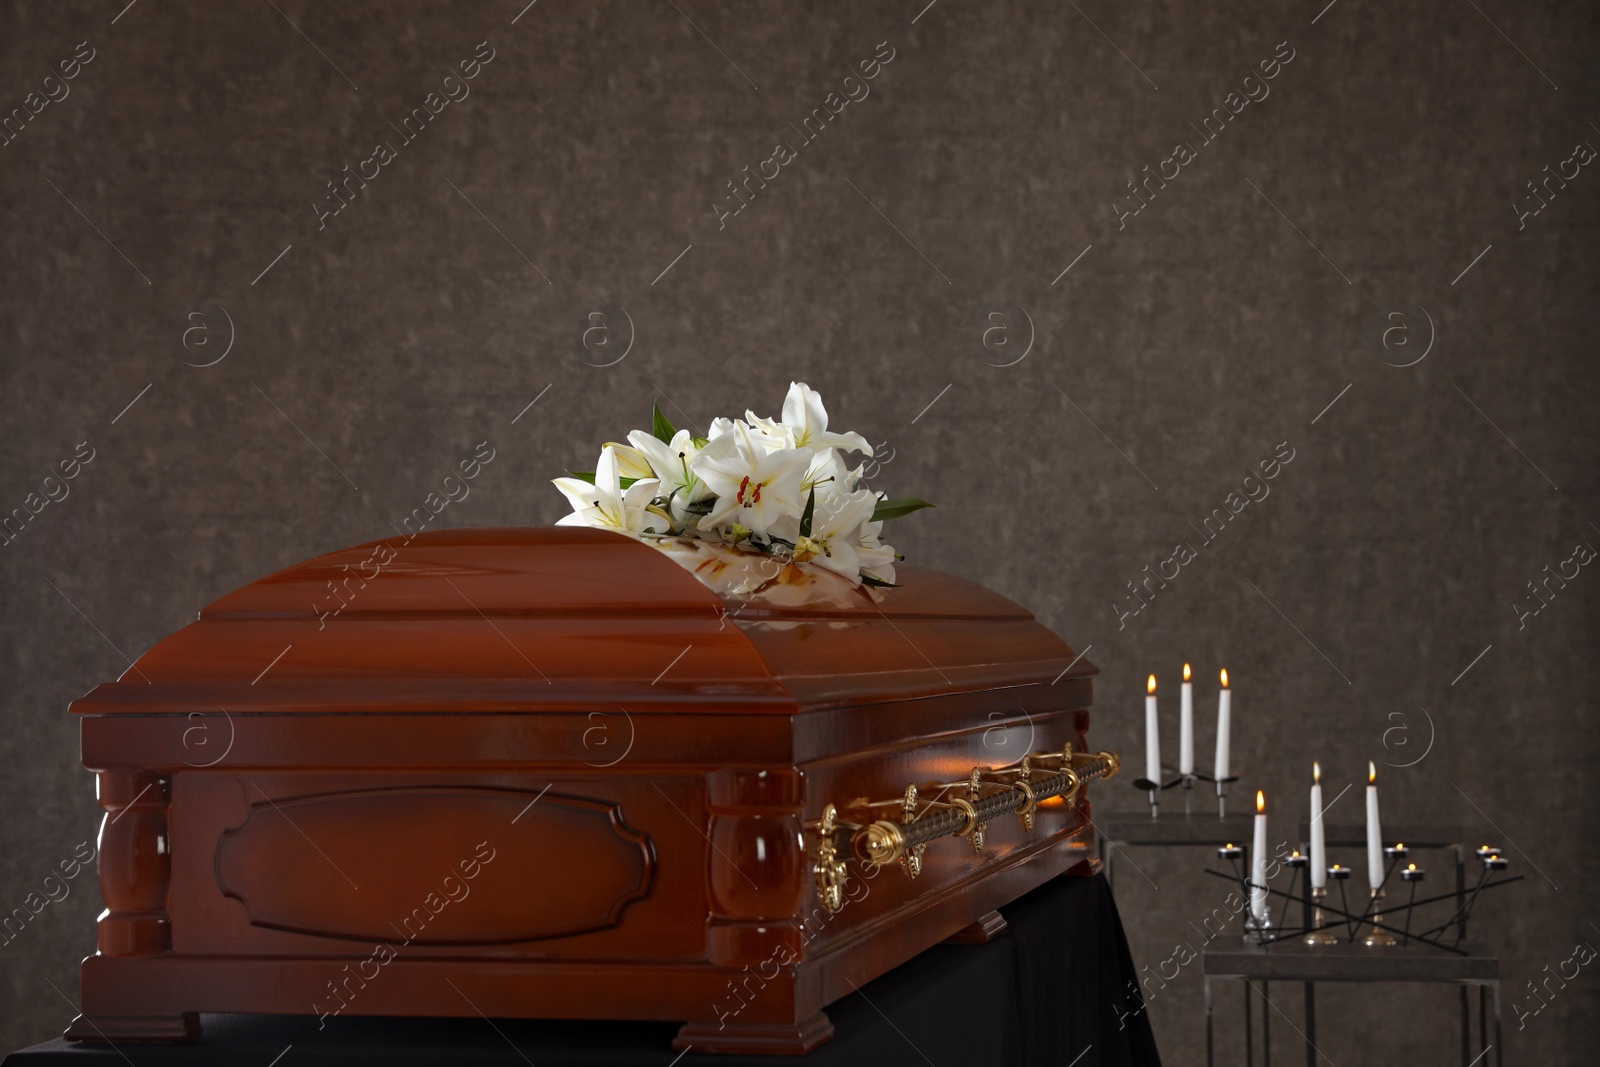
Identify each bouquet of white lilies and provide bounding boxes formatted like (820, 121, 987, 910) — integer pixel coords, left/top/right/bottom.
(552, 382, 930, 588)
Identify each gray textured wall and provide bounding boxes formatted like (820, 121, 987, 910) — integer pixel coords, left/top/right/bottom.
(2, 0, 1596, 1062)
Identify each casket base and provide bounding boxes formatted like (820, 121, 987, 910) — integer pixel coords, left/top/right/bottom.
(943, 909, 1009, 944)
(64, 1014, 200, 1043)
(673, 1012, 834, 1057)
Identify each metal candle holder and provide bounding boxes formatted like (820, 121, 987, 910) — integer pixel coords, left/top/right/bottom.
(1305, 886, 1337, 945)
(1131, 767, 1240, 818)
(1399, 862, 1426, 945)
(1287, 850, 1335, 948)
(1356, 844, 1409, 947)
(1216, 843, 1278, 944)
(1362, 888, 1398, 947)
(1202, 846, 1519, 955)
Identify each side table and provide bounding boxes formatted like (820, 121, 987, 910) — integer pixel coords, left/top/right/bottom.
(1202, 940, 1500, 1067)
(1096, 812, 1256, 889)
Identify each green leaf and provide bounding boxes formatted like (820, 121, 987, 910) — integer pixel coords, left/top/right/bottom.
(652, 400, 675, 444)
(860, 574, 900, 588)
(870, 497, 935, 523)
(799, 487, 816, 539)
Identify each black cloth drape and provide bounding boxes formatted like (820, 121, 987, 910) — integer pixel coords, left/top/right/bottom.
(1003, 870, 1164, 1066)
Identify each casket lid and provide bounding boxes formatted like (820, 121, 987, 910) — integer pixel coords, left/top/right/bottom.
(70, 527, 1094, 716)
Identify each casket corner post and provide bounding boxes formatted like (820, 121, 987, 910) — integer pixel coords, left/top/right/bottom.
(67, 707, 200, 1043)
(674, 764, 834, 1056)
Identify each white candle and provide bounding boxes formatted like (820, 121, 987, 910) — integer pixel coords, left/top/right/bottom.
(1366, 761, 1384, 890)
(1179, 663, 1194, 775)
(1213, 669, 1231, 783)
(1144, 674, 1160, 786)
(1309, 761, 1327, 889)
(1251, 790, 1268, 923)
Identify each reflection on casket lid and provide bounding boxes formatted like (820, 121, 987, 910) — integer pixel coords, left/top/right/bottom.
(70, 527, 1095, 716)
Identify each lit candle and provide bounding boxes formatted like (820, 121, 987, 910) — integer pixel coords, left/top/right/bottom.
(1400, 863, 1425, 882)
(1144, 674, 1160, 786)
(1309, 761, 1326, 889)
(1251, 789, 1268, 923)
(1213, 669, 1231, 784)
(1179, 663, 1194, 775)
(1365, 762, 1383, 890)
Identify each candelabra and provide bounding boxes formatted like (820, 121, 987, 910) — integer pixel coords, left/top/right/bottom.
(1131, 766, 1241, 818)
(1205, 844, 1519, 954)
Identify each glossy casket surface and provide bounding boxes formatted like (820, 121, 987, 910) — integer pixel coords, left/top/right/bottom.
(69, 527, 1101, 1054)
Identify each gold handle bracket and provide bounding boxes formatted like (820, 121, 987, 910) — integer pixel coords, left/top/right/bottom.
(809, 748, 1120, 893)
(811, 804, 849, 914)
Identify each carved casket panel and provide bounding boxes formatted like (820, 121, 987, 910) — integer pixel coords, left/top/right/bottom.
(214, 786, 653, 944)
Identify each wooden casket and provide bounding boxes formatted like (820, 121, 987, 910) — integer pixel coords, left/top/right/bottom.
(66, 526, 1115, 1055)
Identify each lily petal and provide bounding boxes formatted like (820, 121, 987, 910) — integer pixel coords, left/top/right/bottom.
(552, 476, 600, 515)
(601, 443, 656, 483)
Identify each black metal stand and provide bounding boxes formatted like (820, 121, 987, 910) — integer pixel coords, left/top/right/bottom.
(1097, 810, 1258, 890)
(1200, 827, 1513, 1067)
(1132, 765, 1241, 818)
(1203, 941, 1502, 1067)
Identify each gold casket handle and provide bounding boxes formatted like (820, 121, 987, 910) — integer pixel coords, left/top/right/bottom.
(808, 748, 1119, 912)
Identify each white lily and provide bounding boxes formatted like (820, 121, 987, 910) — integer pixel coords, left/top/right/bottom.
(691, 421, 810, 539)
(600, 441, 657, 482)
(707, 412, 791, 454)
(626, 427, 714, 522)
(552, 445, 670, 534)
(854, 516, 898, 586)
(791, 488, 879, 583)
(768, 450, 858, 543)
(800, 447, 863, 497)
(748, 381, 873, 456)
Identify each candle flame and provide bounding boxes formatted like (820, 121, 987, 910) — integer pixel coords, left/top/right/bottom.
(1219, 668, 1229, 688)
(1368, 761, 1376, 784)
(1256, 789, 1265, 813)
(1147, 674, 1157, 694)
(1313, 760, 1320, 784)
(1183, 662, 1191, 682)
(1407, 863, 1417, 871)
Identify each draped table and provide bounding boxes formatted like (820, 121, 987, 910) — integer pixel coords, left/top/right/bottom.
(5, 872, 1161, 1067)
